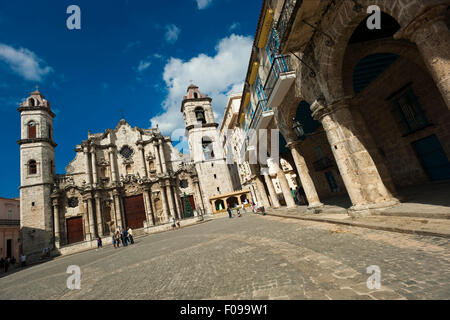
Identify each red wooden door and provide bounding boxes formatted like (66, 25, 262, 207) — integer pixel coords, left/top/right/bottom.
(123, 195, 146, 229)
(67, 216, 84, 244)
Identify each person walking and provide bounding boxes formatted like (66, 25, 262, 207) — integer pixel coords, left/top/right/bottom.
(176, 220, 181, 229)
(171, 216, 176, 230)
(127, 227, 134, 244)
(122, 228, 128, 247)
(227, 206, 233, 219)
(96, 237, 103, 250)
(112, 233, 117, 248)
(116, 231, 121, 248)
(20, 254, 26, 267)
(4, 257, 10, 273)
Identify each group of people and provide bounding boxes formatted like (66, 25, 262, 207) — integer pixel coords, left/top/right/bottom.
(109, 227, 134, 248)
(227, 202, 248, 218)
(0, 254, 27, 274)
(171, 217, 181, 230)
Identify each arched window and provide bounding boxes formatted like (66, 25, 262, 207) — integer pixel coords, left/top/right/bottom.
(28, 160, 37, 175)
(194, 92, 198, 99)
(202, 137, 214, 160)
(195, 107, 206, 124)
(28, 98, 35, 107)
(28, 121, 36, 139)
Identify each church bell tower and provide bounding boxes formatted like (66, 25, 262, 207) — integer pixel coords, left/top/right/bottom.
(18, 90, 56, 259)
(181, 84, 234, 213)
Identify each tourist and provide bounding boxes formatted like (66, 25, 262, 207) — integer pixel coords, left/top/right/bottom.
(116, 231, 121, 248)
(176, 220, 181, 229)
(4, 257, 10, 273)
(112, 233, 116, 248)
(227, 206, 233, 219)
(241, 202, 246, 214)
(122, 228, 128, 246)
(171, 217, 176, 230)
(127, 227, 134, 244)
(20, 254, 26, 267)
(237, 208, 242, 218)
(97, 237, 102, 249)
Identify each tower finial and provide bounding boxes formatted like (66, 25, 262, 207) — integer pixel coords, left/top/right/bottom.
(120, 109, 125, 119)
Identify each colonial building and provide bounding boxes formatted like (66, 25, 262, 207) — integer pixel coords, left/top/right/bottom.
(0, 197, 20, 260)
(18, 90, 206, 260)
(237, 0, 450, 216)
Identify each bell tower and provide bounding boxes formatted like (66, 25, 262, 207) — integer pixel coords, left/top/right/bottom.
(181, 84, 234, 213)
(18, 90, 56, 260)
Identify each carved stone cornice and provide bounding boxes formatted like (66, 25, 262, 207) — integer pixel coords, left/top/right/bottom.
(17, 105, 56, 118)
(186, 123, 219, 131)
(17, 138, 57, 148)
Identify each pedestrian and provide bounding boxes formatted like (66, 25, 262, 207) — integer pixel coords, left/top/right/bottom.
(112, 233, 117, 248)
(10, 256, 16, 267)
(241, 202, 246, 214)
(176, 220, 181, 229)
(122, 228, 128, 246)
(237, 208, 242, 217)
(171, 217, 176, 230)
(127, 227, 134, 244)
(20, 254, 26, 267)
(97, 237, 102, 249)
(4, 257, 10, 273)
(116, 231, 121, 248)
(227, 206, 233, 218)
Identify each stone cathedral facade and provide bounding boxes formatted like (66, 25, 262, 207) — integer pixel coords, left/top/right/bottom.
(18, 88, 215, 260)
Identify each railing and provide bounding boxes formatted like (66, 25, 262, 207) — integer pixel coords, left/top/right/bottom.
(263, 55, 293, 101)
(313, 157, 334, 172)
(276, 0, 300, 45)
(249, 99, 269, 131)
(0, 219, 20, 226)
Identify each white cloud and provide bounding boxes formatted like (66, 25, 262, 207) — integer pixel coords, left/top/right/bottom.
(229, 22, 240, 31)
(137, 60, 151, 72)
(165, 24, 181, 44)
(150, 34, 252, 136)
(0, 43, 53, 82)
(195, 0, 212, 10)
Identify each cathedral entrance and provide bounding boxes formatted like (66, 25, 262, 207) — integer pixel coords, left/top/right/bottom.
(123, 195, 146, 229)
(66, 216, 84, 244)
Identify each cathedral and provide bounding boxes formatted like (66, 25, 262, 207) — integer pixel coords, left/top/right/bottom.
(18, 85, 235, 260)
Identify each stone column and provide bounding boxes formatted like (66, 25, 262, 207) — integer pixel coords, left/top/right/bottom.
(87, 196, 96, 240)
(153, 142, 162, 174)
(395, 5, 450, 109)
(253, 175, 271, 208)
(139, 145, 148, 177)
(159, 182, 170, 223)
(109, 148, 118, 185)
(166, 184, 176, 219)
(84, 147, 92, 186)
(83, 199, 92, 240)
(287, 140, 324, 208)
(173, 186, 182, 219)
(159, 139, 167, 174)
(91, 148, 98, 187)
(52, 198, 60, 248)
(277, 168, 296, 208)
(143, 187, 154, 226)
(112, 191, 123, 230)
(193, 177, 205, 214)
(94, 194, 104, 236)
(263, 174, 280, 208)
(311, 98, 398, 214)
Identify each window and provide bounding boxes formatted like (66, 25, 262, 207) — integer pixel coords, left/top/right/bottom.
(202, 137, 214, 160)
(393, 88, 428, 134)
(28, 121, 36, 139)
(126, 164, 133, 175)
(68, 197, 79, 208)
(28, 98, 35, 107)
(194, 92, 198, 99)
(195, 107, 206, 124)
(266, 28, 280, 64)
(119, 145, 134, 159)
(214, 174, 217, 179)
(180, 179, 189, 188)
(28, 160, 37, 175)
(217, 187, 220, 192)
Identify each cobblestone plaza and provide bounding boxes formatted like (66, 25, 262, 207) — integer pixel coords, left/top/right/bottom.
(1, 214, 449, 300)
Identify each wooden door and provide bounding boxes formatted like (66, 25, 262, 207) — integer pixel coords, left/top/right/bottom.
(67, 216, 84, 244)
(123, 195, 146, 229)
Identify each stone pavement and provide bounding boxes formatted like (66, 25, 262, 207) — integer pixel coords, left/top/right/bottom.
(0, 213, 449, 300)
(268, 205, 450, 238)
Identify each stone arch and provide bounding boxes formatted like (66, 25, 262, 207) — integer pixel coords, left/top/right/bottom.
(315, 0, 428, 102)
(342, 39, 427, 96)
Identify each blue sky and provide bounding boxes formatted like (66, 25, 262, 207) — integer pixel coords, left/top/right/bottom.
(0, 0, 261, 198)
